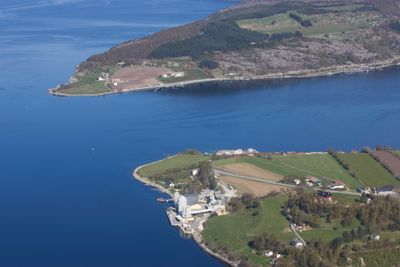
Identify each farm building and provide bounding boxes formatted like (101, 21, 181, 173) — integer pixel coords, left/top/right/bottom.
(290, 239, 304, 248)
(376, 185, 397, 195)
(329, 180, 345, 190)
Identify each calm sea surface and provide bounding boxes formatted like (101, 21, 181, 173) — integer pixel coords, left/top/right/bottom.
(1, 0, 400, 266)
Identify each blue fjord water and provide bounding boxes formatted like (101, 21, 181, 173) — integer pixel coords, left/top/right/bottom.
(1, 0, 400, 266)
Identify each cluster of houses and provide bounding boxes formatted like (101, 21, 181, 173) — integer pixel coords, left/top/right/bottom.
(161, 72, 185, 79)
(263, 238, 304, 264)
(97, 72, 121, 87)
(215, 148, 258, 157)
(358, 185, 397, 196)
(291, 176, 346, 191)
(97, 72, 109, 82)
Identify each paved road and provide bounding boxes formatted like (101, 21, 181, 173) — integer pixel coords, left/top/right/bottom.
(214, 169, 361, 196)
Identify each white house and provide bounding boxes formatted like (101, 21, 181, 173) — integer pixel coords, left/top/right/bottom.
(377, 185, 396, 195)
(329, 180, 345, 190)
(191, 169, 199, 176)
(264, 250, 273, 257)
(370, 234, 380, 241)
(290, 239, 304, 249)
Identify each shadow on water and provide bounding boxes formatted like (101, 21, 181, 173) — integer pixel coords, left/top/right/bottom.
(156, 65, 400, 97)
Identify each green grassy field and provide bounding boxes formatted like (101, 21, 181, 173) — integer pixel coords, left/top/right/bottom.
(394, 151, 400, 158)
(319, 4, 364, 12)
(237, 8, 383, 37)
(158, 68, 210, 84)
(138, 153, 209, 178)
(238, 13, 301, 35)
(56, 65, 118, 95)
(203, 194, 294, 265)
(336, 153, 400, 187)
(216, 154, 360, 189)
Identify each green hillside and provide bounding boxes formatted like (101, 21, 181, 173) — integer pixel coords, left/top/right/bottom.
(336, 153, 400, 187)
(203, 194, 293, 265)
(138, 153, 209, 179)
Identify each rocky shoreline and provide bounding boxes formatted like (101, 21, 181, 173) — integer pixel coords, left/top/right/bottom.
(50, 57, 400, 97)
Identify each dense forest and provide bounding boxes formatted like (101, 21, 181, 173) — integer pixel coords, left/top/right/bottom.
(150, 21, 268, 59)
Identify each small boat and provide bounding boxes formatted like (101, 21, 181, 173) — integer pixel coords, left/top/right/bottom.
(157, 197, 166, 203)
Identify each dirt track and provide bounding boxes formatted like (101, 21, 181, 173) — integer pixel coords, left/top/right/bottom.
(218, 163, 283, 181)
(110, 66, 171, 90)
(219, 175, 290, 197)
(218, 163, 287, 196)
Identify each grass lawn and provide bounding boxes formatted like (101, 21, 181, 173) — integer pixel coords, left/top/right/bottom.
(333, 193, 359, 206)
(301, 217, 360, 243)
(56, 65, 118, 95)
(238, 13, 300, 35)
(319, 4, 365, 12)
(336, 153, 400, 187)
(394, 151, 400, 158)
(203, 194, 294, 265)
(158, 68, 211, 84)
(217, 154, 360, 189)
(237, 7, 382, 37)
(138, 153, 210, 178)
(379, 231, 400, 240)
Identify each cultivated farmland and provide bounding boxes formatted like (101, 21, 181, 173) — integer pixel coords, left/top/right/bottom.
(220, 154, 360, 189)
(336, 153, 400, 187)
(370, 150, 400, 178)
(237, 7, 385, 38)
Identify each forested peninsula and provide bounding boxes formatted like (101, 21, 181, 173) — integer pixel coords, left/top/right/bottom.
(50, 0, 400, 96)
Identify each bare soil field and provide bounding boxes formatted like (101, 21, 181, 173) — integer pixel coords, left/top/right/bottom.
(218, 163, 284, 181)
(219, 175, 290, 197)
(110, 66, 171, 90)
(370, 151, 400, 178)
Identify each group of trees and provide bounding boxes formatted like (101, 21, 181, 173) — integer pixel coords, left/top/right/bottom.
(246, 192, 400, 267)
(289, 13, 313, 28)
(150, 21, 268, 59)
(198, 161, 218, 190)
(390, 21, 400, 32)
(198, 59, 219, 70)
(283, 190, 342, 228)
(285, 189, 400, 237)
(356, 195, 400, 232)
(227, 193, 261, 213)
(247, 231, 400, 267)
(328, 150, 358, 180)
(248, 233, 348, 267)
(249, 234, 289, 255)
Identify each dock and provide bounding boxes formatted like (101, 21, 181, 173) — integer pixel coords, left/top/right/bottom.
(166, 208, 180, 226)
